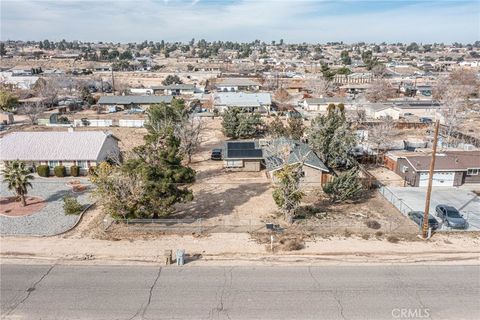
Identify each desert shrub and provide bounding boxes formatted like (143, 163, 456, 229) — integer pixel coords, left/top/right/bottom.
(375, 231, 383, 237)
(36, 165, 49, 177)
(70, 165, 80, 177)
(365, 220, 381, 230)
(63, 195, 83, 215)
(343, 229, 353, 237)
(88, 166, 96, 175)
(361, 234, 370, 240)
(54, 165, 66, 177)
(387, 236, 399, 243)
(281, 239, 304, 251)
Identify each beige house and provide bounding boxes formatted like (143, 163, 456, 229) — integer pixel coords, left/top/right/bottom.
(264, 138, 331, 186)
(0, 130, 120, 175)
(363, 103, 401, 120)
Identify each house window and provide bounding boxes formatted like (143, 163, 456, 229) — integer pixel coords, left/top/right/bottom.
(467, 168, 479, 176)
(48, 161, 59, 168)
(77, 161, 88, 169)
(225, 160, 243, 168)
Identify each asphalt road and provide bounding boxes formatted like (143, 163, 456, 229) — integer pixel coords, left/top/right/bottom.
(1, 264, 479, 320)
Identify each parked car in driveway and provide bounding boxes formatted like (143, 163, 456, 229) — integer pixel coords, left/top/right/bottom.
(435, 205, 467, 229)
(408, 211, 439, 230)
(211, 148, 222, 160)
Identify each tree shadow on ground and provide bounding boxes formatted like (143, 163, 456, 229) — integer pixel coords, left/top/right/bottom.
(174, 182, 271, 220)
(43, 189, 69, 203)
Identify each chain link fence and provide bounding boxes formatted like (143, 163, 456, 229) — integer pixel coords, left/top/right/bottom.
(378, 186, 413, 216)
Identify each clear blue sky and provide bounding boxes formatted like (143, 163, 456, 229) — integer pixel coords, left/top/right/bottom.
(1, 0, 479, 43)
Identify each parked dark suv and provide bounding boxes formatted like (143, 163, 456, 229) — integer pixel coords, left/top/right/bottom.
(211, 148, 222, 160)
(408, 211, 439, 230)
(435, 205, 467, 229)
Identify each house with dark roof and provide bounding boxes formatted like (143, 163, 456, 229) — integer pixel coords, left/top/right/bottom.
(263, 138, 331, 186)
(97, 95, 173, 110)
(395, 151, 480, 187)
(223, 141, 263, 171)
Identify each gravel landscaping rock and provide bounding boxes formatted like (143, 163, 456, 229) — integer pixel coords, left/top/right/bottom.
(0, 177, 94, 236)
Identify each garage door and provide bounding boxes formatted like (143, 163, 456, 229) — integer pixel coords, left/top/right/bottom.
(419, 172, 455, 187)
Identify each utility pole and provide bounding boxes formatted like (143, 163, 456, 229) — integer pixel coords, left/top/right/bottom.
(111, 64, 115, 95)
(422, 120, 440, 239)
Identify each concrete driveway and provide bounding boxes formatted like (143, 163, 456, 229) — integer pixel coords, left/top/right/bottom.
(388, 187, 480, 231)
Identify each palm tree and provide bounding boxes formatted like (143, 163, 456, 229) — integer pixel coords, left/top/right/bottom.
(2, 160, 34, 206)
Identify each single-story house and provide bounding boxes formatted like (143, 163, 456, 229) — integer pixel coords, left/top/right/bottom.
(302, 97, 355, 112)
(215, 78, 260, 92)
(395, 151, 480, 187)
(363, 103, 401, 120)
(263, 138, 331, 186)
(223, 141, 263, 172)
(0, 130, 120, 175)
(214, 92, 272, 113)
(97, 95, 173, 110)
(151, 84, 196, 96)
(0, 72, 39, 89)
(391, 100, 441, 117)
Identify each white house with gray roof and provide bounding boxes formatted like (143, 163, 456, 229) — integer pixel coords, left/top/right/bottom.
(215, 78, 260, 92)
(302, 97, 355, 112)
(213, 92, 272, 113)
(0, 130, 120, 175)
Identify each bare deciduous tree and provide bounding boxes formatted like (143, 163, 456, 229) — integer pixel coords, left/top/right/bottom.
(367, 117, 398, 164)
(175, 116, 204, 164)
(19, 102, 46, 125)
(306, 76, 331, 97)
(366, 79, 396, 102)
(34, 78, 59, 107)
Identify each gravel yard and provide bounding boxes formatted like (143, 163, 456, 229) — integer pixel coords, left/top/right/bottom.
(0, 177, 93, 236)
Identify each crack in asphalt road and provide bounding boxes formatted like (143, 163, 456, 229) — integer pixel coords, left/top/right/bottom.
(5, 263, 56, 317)
(141, 266, 162, 320)
(308, 266, 347, 320)
(126, 266, 162, 320)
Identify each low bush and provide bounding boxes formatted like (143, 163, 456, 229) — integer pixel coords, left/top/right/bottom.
(365, 220, 381, 230)
(280, 239, 304, 251)
(387, 236, 400, 243)
(54, 165, 66, 177)
(70, 165, 80, 177)
(36, 165, 49, 177)
(361, 234, 370, 240)
(375, 231, 384, 237)
(343, 229, 353, 238)
(63, 195, 83, 215)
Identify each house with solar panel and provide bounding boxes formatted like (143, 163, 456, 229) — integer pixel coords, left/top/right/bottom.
(223, 141, 264, 172)
(263, 138, 331, 186)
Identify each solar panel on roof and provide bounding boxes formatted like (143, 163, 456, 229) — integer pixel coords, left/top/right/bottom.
(227, 149, 263, 159)
(227, 141, 256, 150)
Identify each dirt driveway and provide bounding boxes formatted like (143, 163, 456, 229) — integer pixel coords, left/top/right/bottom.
(175, 118, 277, 224)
